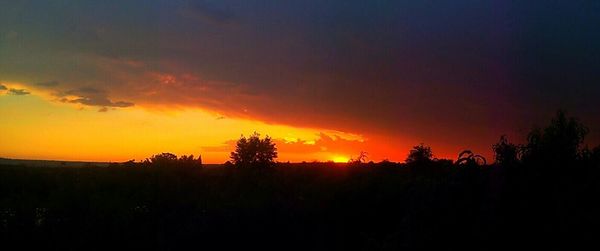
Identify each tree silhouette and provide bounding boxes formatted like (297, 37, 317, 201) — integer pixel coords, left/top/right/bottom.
(406, 144, 433, 164)
(492, 135, 519, 166)
(144, 153, 202, 167)
(522, 110, 589, 164)
(230, 132, 277, 167)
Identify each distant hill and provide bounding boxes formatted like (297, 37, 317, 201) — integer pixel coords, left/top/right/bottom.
(0, 157, 226, 168)
(0, 157, 110, 167)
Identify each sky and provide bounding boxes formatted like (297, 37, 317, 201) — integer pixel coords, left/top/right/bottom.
(1, 0, 600, 163)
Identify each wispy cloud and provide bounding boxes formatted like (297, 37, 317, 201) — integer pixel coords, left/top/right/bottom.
(9, 88, 30, 95)
(65, 96, 134, 108)
(58, 87, 134, 109)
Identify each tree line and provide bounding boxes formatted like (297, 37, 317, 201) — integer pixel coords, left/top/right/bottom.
(134, 110, 600, 169)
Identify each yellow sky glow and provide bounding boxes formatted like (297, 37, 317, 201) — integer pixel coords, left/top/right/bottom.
(0, 83, 367, 163)
(331, 156, 350, 163)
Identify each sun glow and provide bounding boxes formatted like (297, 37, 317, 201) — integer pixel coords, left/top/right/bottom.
(331, 156, 350, 163)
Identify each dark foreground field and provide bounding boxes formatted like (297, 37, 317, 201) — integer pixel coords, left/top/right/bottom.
(1, 162, 599, 250)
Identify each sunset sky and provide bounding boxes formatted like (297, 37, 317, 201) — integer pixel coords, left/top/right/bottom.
(1, 1, 600, 163)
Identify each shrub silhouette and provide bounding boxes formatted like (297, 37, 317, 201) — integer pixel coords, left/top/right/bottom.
(144, 153, 202, 167)
(223, 160, 235, 168)
(349, 151, 368, 164)
(146, 153, 178, 166)
(230, 132, 277, 167)
(455, 150, 486, 166)
(492, 135, 519, 166)
(178, 154, 203, 168)
(522, 110, 589, 164)
(406, 144, 433, 164)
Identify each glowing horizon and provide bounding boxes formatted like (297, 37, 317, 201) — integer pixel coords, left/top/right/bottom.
(1, 82, 470, 164)
(0, 81, 513, 164)
(1, 83, 404, 163)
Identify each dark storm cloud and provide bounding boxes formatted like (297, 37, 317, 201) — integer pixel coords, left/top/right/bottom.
(35, 81, 60, 87)
(1, 0, 600, 154)
(66, 87, 103, 95)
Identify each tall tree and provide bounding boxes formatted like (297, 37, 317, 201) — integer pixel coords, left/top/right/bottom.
(230, 132, 277, 167)
(523, 110, 589, 164)
(406, 144, 433, 164)
(492, 135, 519, 166)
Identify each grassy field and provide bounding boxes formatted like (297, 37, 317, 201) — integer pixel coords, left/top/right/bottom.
(1, 161, 598, 250)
